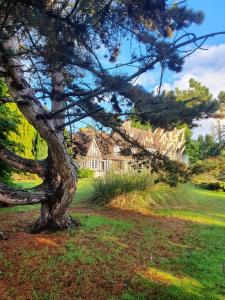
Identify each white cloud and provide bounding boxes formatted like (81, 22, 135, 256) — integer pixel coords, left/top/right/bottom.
(192, 118, 225, 139)
(135, 72, 156, 88)
(165, 44, 225, 97)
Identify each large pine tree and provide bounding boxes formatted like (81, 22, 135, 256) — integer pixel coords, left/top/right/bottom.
(0, 0, 224, 232)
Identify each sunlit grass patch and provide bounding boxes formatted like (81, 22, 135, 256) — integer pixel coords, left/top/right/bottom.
(121, 263, 223, 300)
(121, 274, 203, 300)
(71, 178, 94, 207)
(139, 267, 203, 290)
(154, 209, 225, 227)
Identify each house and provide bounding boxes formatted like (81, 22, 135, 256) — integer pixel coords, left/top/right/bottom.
(72, 127, 132, 176)
(72, 121, 187, 176)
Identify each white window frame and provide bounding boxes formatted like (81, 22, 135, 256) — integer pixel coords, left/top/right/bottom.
(91, 159, 98, 170)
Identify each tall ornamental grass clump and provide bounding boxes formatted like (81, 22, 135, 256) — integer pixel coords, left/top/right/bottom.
(93, 170, 154, 203)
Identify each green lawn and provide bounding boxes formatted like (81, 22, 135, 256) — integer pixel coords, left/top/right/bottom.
(1, 182, 225, 299)
(123, 186, 225, 300)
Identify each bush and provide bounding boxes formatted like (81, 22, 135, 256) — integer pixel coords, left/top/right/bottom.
(155, 159, 190, 187)
(191, 159, 219, 174)
(92, 170, 154, 204)
(191, 156, 225, 191)
(78, 168, 94, 179)
(200, 181, 225, 191)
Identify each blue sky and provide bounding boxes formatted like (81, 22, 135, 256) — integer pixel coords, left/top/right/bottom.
(187, 0, 225, 76)
(188, 0, 225, 45)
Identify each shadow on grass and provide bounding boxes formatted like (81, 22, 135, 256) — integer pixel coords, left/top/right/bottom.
(1, 183, 225, 300)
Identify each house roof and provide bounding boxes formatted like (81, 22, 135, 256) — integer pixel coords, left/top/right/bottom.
(72, 121, 186, 159)
(72, 128, 94, 157)
(120, 121, 158, 149)
(72, 128, 115, 159)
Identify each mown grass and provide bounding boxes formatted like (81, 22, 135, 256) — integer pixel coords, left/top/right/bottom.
(1, 178, 225, 299)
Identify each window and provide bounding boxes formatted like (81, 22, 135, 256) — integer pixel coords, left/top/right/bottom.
(91, 159, 98, 169)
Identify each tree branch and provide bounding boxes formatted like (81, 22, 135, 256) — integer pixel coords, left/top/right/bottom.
(0, 97, 14, 103)
(0, 182, 52, 205)
(0, 144, 47, 177)
(50, 87, 106, 117)
(0, 97, 28, 104)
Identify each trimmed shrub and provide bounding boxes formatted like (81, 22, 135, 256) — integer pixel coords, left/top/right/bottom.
(92, 170, 154, 204)
(78, 168, 94, 179)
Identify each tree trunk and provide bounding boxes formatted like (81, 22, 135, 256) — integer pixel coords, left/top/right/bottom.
(0, 37, 79, 233)
(0, 130, 78, 232)
(30, 152, 78, 233)
(28, 144, 79, 233)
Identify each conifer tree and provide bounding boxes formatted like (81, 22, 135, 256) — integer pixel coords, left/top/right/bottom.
(0, 1, 224, 232)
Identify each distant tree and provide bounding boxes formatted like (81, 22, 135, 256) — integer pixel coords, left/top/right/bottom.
(199, 134, 222, 159)
(172, 78, 224, 163)
(175, 78, 213, 104)
(32, 132, 48, 160)
(0, 81, 20, 182)
(213, 91, 225, 148)
(185, 134, 200, 164)
(186, 134, 223, 164)
(174, 79, 214, 133)
(2, 96, 48, 161)
(0, 1, 224, 232)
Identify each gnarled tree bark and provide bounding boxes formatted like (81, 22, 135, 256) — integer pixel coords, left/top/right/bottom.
(0, 37, 78, 233)
(0, 144, 47, 177)
(0, 182, 52, 205)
